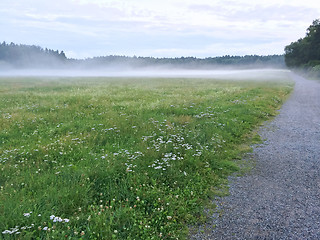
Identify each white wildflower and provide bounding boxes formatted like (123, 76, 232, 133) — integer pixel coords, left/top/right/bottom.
(23, 212, 31, 217)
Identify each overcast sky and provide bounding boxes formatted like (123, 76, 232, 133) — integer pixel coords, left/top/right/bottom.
(1, 0, 319, 59)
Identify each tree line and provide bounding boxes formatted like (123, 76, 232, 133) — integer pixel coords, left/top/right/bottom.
(284, 19, 320, 74)
(0, 41, 285, 69)
(0, 42, 67, 68)
(82, 55, 285, 69)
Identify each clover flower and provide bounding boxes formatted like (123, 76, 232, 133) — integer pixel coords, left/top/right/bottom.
(50, 215, 69, 223)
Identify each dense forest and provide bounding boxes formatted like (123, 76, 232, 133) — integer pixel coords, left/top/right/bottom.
(0, 41, 285, 70)
(0, 42, 67, 68)
(284, 19, 320, 77)
(82, 54, 285, 69)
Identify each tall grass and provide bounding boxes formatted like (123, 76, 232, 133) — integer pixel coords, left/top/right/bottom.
(0, 76, 292, 239)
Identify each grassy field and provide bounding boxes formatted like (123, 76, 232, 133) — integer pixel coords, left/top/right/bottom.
(0, 75, 292, 239)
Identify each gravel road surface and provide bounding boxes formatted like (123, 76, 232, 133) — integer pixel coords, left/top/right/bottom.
(190, 73, 320, 240)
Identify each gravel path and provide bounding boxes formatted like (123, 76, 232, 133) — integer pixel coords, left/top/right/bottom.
(190, 73, 320, 240)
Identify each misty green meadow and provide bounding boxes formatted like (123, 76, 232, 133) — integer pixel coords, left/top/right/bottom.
(0, 76, 292, 239)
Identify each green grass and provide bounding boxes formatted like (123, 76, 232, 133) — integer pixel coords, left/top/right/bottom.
(0, 76, 293, 239)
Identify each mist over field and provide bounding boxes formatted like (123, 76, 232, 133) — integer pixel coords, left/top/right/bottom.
(0, 67, 290, 81)
(0, 42, 288, 80)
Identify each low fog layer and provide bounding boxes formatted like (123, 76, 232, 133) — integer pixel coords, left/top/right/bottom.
(0, 68, 290, 81)
(0, 42, 287, 76)
(0, 42, 289, 80)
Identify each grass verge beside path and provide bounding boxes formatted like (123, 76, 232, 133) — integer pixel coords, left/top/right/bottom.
(0, 76, 293, 239)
